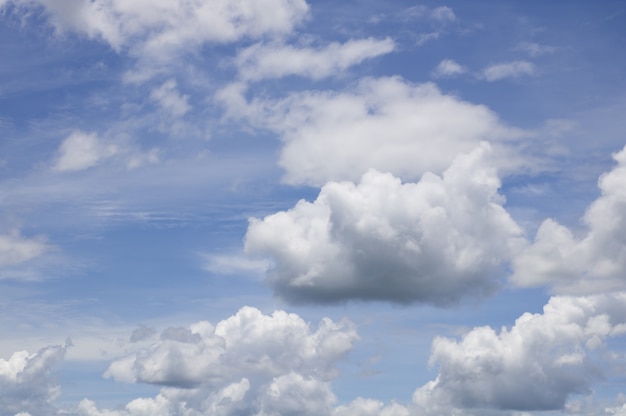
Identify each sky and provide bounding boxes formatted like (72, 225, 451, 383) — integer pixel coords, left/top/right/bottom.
(1, 0, 626, 415)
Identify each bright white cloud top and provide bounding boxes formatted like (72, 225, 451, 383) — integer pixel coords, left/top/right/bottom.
(1, 1, 626, 415)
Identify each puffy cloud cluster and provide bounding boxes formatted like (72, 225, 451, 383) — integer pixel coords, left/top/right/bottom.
(0, 344, 67, 415)
(235, 37, 395, 81)
(512, 145, 626, 294)
(5, 0, 309, 58)
(414, 293, 626, 413)
(217, 76, 523, 186)
(245, 143, 524, 305)
(92, 306, 357, 415)
(53, 130, 118, 172)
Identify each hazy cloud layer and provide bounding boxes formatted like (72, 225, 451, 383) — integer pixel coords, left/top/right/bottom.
(217, 76, 524, 186)
(512, 145, 626, 294)
(246, 144, 524, 305)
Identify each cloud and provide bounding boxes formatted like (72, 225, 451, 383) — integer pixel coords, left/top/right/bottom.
(245, 144, 524, 305)
(0, 229, 49, 268)
(72, 307, 358, 415)
(481, 61, 536, 81)
(0, 343, 67, 415)
(432, 59, 466, 78)
(333, 398, 410, 416)
(150, 79, 191, 117)
(512, 145, 626, 294)
(105, 306, 358, 386)
(53, 130, 117, 172)
(235, 37, 395, 81)
(430, 6, 457, 23)
(516, 41, 556, 57)
(413, 293, 626, 413)
(217, 76, 524, 186)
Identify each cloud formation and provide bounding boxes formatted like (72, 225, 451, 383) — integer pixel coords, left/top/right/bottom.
(236, 37, 395, 81)
(481, 61, 536, 81)
(0, 344, 67, 415)
(245, 144, 524, 305)
(217, 76, 523, 186)
(414, 292, 626, 413)
(0, 230, 49, 269)
(512, 145, 626, 294)
(432, 59, 466, 78)
(53, 130, 117, 172)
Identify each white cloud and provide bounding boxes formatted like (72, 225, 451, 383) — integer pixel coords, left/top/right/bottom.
(432, 59, 466, 78)
(516, 41, 556, 57)
(333, 398, 410, 416)
(430, 6, 457, 23)
(53, 130, 117, 172)
(236, 37, 395, 81)
(105, 306, 358, 386)
(481, 61, 536, 81)
(413, 292, 626, 413)
(512, 145, 626, 294)
(0, 344, 67, 415)
(9, 0, 309, 59)
(245, 144, 524, 305)
(150, 79, 191, 117)
(0, 230, 48, 268)
(217, 76, 524, 186)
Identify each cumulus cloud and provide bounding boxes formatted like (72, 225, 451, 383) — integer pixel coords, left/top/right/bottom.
(0, 229, 49, 268)
(105, 306, 357, 386)
(53, 130, 117, 172)
(481, 61, 536, 81)
(217, 76, 524, 186)
(512, 145, 626, 294)
(432, 59, 466, 78)
(0, 343, 67, 415)
(73, 307, 358, 415)
(430, 6, 457, 22)
(413, 293, 626, 413)
(245, 143, 524, 305)
(6, 0, 309, 58)
(235, 37, 395, 81)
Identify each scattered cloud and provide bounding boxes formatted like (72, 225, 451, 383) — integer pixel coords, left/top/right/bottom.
(150, 79, 191, 117)
(512, 145, 626, 294)
(481, 61, 536, 81)
(0, 229, 49, 268)
(413, 292, 626, 412)
(53, 130, 117, 172)
(430, 6, 457, 23)
(516, 41, 556, 57)
(235, 37, 395, 81)
(432, 59, 466, 78)
(217, 76, 525, 186)
(245, 144, 524, 305)
(0, 343, 67, 415)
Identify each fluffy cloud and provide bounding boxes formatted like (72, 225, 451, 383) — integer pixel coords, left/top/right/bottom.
(0, 344, 67, 415)
(75, 307, 357, 416)
(235, 37, 395, 81)
(105, 306, 357, 386)
(150, 79, 191, 117)
(245, 143, 524, 305)
(481, 61, 536, 81)
(217, 76, 523, 186)
(333, 398, 410, 416)
(512, 145, 626, 294)
(6, 0, 309, 58)
(413, 293, 626, 413)
(432, 59, 466, 78)
(53, 130, 117, 172)
(0, 229, 48, 269)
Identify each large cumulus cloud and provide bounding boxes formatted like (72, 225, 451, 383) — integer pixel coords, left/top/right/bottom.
(512, 145, 626, 294)
(413, 292, 626, 413)
(245, 143, 524, 305)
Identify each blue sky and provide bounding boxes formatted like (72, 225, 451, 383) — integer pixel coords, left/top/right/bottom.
(1, 1, 626, 415)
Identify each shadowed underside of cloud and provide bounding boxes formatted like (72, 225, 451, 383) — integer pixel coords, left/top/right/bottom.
(245, 143, 524, 305)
